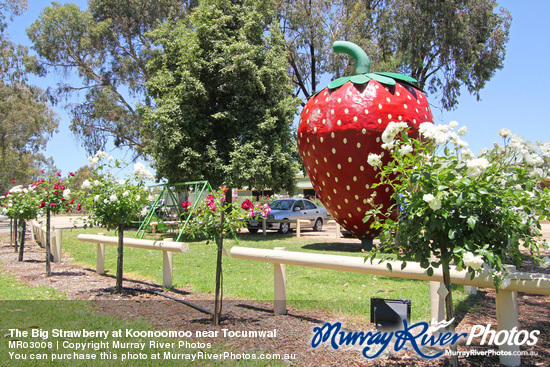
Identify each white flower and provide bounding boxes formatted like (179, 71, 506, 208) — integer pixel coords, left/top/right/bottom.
(118, 180, 126, 185)
(423, 193, 435, 203)
(103, 199, 109, 204)
(449, 121, 459, 129)
(466, 158, 490, 178)
(458, 126, 468, 136)
(122, 191, 130, 198)
(95, 150, 109, 159)
(399, 145, 413, 156)
(461, 149, 474, 160)
(134, 162, 155, 181)
(136, 195, 141, 201)
(81, 180, 91, 190)
(88, 156, 99, 167)
(367, 153, 382, 168)
(540, 257, 550, 268)
(94, 180, 100, 186)
(429, 197, 441, 210)
(94, 195, 100, 202)
(463, 252, 484, 270)
(62, 189, 71, 200)
(499, 128, 512, 138)
(140, 207, 149, 217)
(109, 194, 118, 202)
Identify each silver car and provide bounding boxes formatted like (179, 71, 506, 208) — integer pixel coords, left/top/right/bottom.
(246, 198, 328, 234)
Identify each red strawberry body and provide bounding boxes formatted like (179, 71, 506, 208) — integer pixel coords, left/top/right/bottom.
(297, 74, 433, 248)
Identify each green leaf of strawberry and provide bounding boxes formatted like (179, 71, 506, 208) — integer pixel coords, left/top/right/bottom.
(297, 41, 434, 250)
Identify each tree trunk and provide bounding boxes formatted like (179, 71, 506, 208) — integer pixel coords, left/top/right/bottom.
(18, 220, 26, 261)
(46, 209, 51, 276)
(13, 218, 18, 252)
(213, 209, 224, 325)
(441, 248, 459, 367)
(116, 225, 124, 293)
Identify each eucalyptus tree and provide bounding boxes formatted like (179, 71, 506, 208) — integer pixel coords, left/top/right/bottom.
(27, 0, 194, 155)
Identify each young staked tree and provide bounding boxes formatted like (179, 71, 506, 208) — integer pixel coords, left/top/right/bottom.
(143, 0, 299, 193)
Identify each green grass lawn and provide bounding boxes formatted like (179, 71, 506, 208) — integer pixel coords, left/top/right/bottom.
(56, 226, 474, 322)
(0, 269, 286, 366)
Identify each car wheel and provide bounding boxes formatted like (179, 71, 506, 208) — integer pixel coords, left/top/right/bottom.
(278, 221, 290, 234)
(248, 228, 259, 234)
(313, 218, 323, 231)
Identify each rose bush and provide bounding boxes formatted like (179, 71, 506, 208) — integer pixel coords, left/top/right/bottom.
(1, 183, 41, 261)
(365, 121, 550, 334)
(79, 151, 153, 292)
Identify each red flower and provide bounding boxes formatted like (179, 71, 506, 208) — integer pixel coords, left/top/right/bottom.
(60, 185, 65, 190)
(181, 201, 191, 210)
(49, 203, 57, 207)
(69, 172, 75, 176)
(66, 209, 71, 213)
(56, 172, 61, 177)
(69, 199, 74, 204)
(220, 185, 228, 193)
(54, 190, 59, 195)
(76, 204, 81, 211)
(11, 180, 16, 183)
(40, 170, 45, 173)
(241, 199, 254, 211)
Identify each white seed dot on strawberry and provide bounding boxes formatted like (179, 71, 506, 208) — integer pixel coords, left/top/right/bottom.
(345, 109, 349, 114)
(399, 116, 403, 121)
(353, 176, 358, 181)
(331, 132, 335, 138)
(378, 104, 382, 109)
(357, 143, 361, 149)
(386, 97, 391, 103)
(378, 119, 382, 124)
(337, 205, 341, 209)
(337, 164, 342, 169)
(362, 128, 367, 134)
(337, 98, 342, 103)
(364, 109, 369, 115)
(348, 157, 352, 162)
(388, 114, 392, 120)
(332, 148, 336, 154)
(345, 198, 349, 203)
(337, 120, 342, 126)
(353, 116, 358, 122)
(360, 166, 365, 171)
(343, 138, 347, 144)
(346, 185, 351, 190)
(335, 177, 339, 182)
(357, 207, 362, 212)
(320, 137, 324, 143)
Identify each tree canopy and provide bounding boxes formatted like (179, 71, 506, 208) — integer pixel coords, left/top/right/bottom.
(142, 0, 299, 192)
(280, 0, 511, 109)
(0, 0, 58, 194)
(27, 0, 194, 155)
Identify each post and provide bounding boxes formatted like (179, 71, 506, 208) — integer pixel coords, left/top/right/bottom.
(262, 217, 267, 236)
(496, 265, 520, 367)
(430, 281, 445, 326)
(273, 247, 287, 315)
(162, 238, 174, 289)
(495, 289, 519, 366)
(296, 220, 301, 238)
(52, 227, 62, 263)
(96, 233, 106, 275)
(334, 221, 341, 239)
(464, 285, 477, 295)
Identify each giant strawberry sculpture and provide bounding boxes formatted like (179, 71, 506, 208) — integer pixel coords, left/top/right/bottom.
(297, 41, 434, 250)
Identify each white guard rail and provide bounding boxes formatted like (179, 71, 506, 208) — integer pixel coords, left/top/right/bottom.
(230, 246, 550, 367)
(77, 234, 189, 288)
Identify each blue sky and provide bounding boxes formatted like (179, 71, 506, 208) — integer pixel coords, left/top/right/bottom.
(7, 0, 550, 179)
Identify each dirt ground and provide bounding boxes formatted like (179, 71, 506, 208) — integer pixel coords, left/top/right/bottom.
(1, 217, 549, 366)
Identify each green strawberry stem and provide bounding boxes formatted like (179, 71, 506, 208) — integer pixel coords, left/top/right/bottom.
(333, 41, 371, 75)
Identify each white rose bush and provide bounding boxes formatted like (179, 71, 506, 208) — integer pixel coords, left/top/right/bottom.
(79, 151, 153, 293)
(1, 183, 40, 261)
(365, 121, 550, 331)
